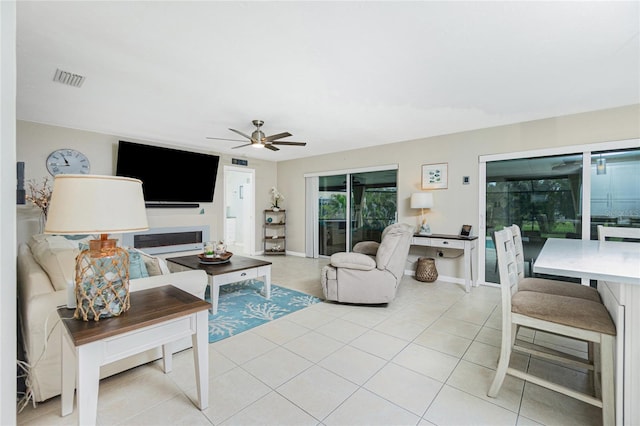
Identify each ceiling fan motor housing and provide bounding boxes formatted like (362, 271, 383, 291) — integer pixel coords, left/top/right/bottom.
(252, 130, 266, 142)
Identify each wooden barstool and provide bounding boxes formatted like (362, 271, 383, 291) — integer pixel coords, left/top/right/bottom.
(488, 228, 616, 426)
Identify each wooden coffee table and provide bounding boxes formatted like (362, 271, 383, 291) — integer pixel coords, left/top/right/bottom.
(167, 254, 272, 314)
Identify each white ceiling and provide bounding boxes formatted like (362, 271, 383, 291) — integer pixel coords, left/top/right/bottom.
(16, 1, 640, 162)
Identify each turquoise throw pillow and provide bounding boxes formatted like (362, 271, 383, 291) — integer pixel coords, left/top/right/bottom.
(62, 234, 92, 240)
(128, 249, 149, 279)
(77, 243, 149, 279)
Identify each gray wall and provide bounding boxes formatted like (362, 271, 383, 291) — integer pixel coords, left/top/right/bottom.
(277, 104, 640, 277)
(16, 120, 278, 252)
(15, 104, 640, 281)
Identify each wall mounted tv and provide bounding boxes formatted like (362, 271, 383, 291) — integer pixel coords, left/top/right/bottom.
(116, 140, 220, 207)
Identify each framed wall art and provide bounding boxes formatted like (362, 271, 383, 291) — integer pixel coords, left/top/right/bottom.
(421, 163, 448, 190)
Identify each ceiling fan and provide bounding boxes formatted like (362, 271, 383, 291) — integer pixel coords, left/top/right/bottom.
(207, 120, 307, 151)
(551, 160, 582, 173)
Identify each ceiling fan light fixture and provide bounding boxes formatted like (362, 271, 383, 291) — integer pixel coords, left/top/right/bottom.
(207, 120, 307, 152)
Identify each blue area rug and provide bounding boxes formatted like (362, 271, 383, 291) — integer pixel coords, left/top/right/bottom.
(206, 280, 322, 343)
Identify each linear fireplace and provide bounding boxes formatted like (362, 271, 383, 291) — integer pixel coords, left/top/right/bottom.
(122, 225, 210, 255)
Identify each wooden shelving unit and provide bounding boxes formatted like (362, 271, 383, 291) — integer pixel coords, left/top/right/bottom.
(264, 210, 286, 255)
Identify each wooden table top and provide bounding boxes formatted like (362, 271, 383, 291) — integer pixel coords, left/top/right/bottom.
(58, 285, 210, 347)
(166, 254, 272, 276)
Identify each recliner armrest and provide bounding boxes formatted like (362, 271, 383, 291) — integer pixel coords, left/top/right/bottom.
(352, 241, 380, 256)
(330, 252, 376, 270)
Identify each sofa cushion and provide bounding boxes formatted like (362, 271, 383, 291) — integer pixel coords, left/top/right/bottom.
(28, 234, 159, 292)
(27, 234, 94, 291)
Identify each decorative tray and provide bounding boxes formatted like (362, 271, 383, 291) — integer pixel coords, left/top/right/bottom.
(198, 252, 233, 264)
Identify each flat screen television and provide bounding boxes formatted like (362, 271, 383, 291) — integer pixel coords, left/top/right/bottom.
(116, 140, 220, 204)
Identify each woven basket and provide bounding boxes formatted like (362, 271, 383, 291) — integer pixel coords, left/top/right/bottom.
(416, 257, 438, 282)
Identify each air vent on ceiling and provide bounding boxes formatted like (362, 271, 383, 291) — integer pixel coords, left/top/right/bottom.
(53, 68, 85, 88)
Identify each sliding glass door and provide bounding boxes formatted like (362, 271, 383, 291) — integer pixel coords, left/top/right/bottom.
(590, 148, 640, 239)
(480, 141, 640, 286)
(350, 171, 398, 249)
(316, 169, 397, 257)
(485, 154, 583, 283)
(318, 175, 347, 256)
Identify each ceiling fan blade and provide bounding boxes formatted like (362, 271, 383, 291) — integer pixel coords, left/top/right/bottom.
(270, 141, 307, 146)
(206, 137, 248, 142)
(264, 132, 292, 142)
(229, 128, 255, 142)
(232, 143, 253, 149)
(264, 144, 280, 151)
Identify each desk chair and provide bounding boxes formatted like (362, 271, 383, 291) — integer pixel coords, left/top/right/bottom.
(488, 228, 616, 426)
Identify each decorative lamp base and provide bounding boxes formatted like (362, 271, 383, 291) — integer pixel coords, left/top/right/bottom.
(418, 223, 432, 236)
(74, 237, 130, 321)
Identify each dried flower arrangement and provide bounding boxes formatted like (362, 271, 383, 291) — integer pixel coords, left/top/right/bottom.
(25, 177, 53, 219)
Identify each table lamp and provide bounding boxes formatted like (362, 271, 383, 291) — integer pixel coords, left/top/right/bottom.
(411, 192, 434, 235)
(45, 175, 148, 321)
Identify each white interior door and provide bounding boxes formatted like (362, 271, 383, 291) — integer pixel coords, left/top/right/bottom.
(224, 166, 255, 255)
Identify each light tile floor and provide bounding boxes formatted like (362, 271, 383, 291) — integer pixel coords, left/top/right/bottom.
(17, 255, 602, 425)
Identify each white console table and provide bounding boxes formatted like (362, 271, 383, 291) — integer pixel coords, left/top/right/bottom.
(534, 238, 640, 426)
(411, 234, 478, 292)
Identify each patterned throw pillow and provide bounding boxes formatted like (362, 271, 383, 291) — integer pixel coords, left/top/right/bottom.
(129, 248, 167, 276)
(127, 249, 150, 279)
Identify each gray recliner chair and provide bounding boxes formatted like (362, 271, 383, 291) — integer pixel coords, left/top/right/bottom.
(321, 222, 414, 304)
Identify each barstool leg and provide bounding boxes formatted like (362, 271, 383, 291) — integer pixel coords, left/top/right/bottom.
(600, 334, 615, 426)
(488, 320, 513, 397)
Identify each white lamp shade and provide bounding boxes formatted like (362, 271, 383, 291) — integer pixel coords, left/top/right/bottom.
(411, 192, 434, 209)
(44, 174, 149, 235)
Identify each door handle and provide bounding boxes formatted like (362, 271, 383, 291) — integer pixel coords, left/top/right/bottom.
(241, 272, 246, 276)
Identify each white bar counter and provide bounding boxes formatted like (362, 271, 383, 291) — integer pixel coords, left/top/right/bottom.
(534, 238, 640, 426)
(533, 238, 640, 285)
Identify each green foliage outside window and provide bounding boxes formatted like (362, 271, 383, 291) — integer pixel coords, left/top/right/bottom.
(487, 177, 580, 238)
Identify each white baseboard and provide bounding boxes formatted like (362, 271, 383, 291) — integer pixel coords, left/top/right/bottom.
(256, 250, 306, 257)
(286, 250, 306, 257)
(405, 270, 464, 285)
(406, 270, 497, 288)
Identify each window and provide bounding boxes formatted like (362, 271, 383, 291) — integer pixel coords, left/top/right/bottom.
(479, 140, 639, 285)
(306, 166, 398, 257)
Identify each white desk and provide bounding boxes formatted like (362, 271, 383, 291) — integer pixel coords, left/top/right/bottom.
(534, 238, 640, 426)
(411, 234, 478, 292)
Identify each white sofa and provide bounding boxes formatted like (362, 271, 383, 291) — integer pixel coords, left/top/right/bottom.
(17, 235, 208, 403)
